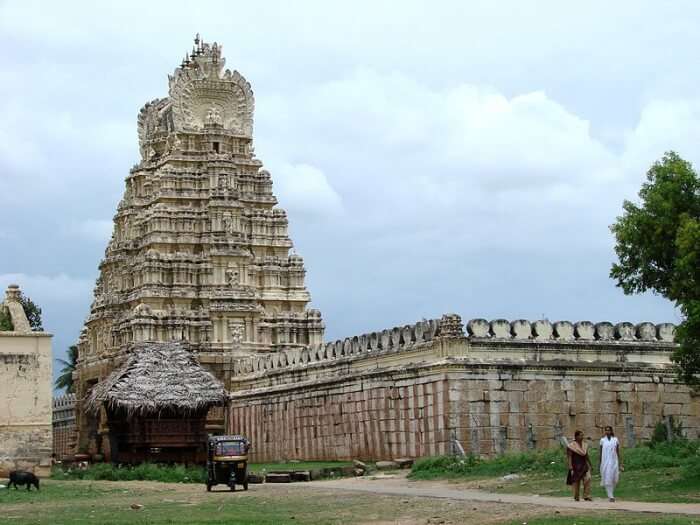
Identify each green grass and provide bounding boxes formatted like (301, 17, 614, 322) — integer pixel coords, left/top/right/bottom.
(1, 481, 351, 524)
(51, 461, 353, 485)
(0, 481, 125, 504)
(411, 439, 700, 503)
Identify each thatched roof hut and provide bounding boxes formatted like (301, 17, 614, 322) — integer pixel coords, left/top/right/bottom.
(86, 341, 227, 417)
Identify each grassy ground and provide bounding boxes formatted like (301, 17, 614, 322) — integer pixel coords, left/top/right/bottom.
(2, 479, 698, 525)
(51, 461, 353, 484)
(411, 440, 700, 503)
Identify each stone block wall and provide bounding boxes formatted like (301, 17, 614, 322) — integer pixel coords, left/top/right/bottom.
(231, 370, 451, 462)
(0, 285, 53, 476)
(229, 314, 699, 462)
(447, 367, 698, 456)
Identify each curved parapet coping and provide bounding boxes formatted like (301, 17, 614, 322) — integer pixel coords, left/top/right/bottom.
(595, 322, 614, 340)
(414, 322, 425, 342)
(351, 336, 361, 354)
(636, 322, 656, 341)
(533, 320, 553, 341)
(401, 325, 413, 345)
(380, 329, 391, 350)
(461, 318, 675, 343)
(230, 314, 678, 378)
(575, 321, 595, 341)
(615, 322, 636, 341)
(511, 320, 531, 340)
(554, 321, 575, 341)
(391, 327, 401, 347)
(490, 319, 511, 339)
(359, 334, 369, 351)
(467, 318, 490, 338)
(657, 323, 675, 342)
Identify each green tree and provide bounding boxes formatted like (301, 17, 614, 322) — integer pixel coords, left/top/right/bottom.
(0, 306, 13, 331)
(55, 345, 78, 393)
(610, 151, 700, 384)
(18, 292, 43, 331)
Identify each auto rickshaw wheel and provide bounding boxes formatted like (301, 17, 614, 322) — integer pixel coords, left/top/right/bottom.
(243, 481, 248, 491)
(230, 483, 235, 492)
(206, 483, 212, 492)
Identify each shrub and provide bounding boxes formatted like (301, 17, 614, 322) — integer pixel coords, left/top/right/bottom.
(52, 463, 206, 484)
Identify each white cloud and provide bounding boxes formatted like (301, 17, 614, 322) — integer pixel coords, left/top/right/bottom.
(65, 219, 114, 243)
(270, 163, 344, 218)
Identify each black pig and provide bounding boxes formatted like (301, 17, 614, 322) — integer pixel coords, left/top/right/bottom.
(8, 470, 40, 491)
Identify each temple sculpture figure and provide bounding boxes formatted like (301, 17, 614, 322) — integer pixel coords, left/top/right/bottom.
(74, 36, 324, 462)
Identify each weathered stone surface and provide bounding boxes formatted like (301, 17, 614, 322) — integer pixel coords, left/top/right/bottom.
(553, 321, 574, 341)
(290, 471, 310, 482)
(490, 319, 511, 339)
(394, 458, 414, 469)
(74, 37, 326, 454)
(265, 473, 291, 483)
(467, 319, 490, 338)
(574, 321, 595, 340)
(511, 320, 531, 340)
(532, 320, 553, 341)
(657, 323, 676, 342)
(376, 461, 399, 470)
(0, 285, 53, 477)
(247, 473, 264, 484)
(595, 322, 614, 340)
(636, 322, 657, 341)
(615, 322, 636, 340)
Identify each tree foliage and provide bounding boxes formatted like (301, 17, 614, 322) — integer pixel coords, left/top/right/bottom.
(55, 344, 78, 393)
(18, 292, 43, 331)
(0, 306, 13, 331)
(610, 151, 700, 384)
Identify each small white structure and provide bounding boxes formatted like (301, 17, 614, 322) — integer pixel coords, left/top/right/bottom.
(0, 284, 53, 476)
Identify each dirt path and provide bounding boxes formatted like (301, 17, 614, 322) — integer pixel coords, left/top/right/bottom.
(291, 473, 700, 516)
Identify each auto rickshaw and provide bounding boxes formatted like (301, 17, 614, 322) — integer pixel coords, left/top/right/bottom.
(206, 435, 250, 492)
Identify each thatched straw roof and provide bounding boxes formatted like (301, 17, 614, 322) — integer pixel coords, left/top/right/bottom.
(86, 341, 227, 416)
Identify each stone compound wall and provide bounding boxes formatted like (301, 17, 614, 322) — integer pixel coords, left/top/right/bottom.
(229, 315, 698, 462)
(0, 285, 53, 476)
(53, 394, 76, 460)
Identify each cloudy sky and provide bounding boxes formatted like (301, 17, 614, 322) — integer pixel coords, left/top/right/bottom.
(1, 1, 694, 384)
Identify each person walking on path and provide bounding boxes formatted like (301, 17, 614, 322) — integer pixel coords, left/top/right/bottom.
(599, 425, 623, 502)
(566, 430, 592, 501)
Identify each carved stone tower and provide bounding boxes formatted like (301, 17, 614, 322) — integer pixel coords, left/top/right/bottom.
(75, 36, 324, 451)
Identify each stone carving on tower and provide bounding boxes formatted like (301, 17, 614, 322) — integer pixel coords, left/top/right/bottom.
(75, 36, 325, 420)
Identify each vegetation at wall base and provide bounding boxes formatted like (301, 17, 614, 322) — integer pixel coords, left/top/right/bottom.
(51, 461, 354, 484)
(410, 439, 700, 503)
(52, 462, 207, 484)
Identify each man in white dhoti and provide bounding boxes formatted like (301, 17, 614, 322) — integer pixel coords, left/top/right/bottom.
(599, 425, 623, 501)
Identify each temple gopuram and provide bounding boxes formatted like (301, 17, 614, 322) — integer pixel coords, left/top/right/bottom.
(75, 36, 324, 463)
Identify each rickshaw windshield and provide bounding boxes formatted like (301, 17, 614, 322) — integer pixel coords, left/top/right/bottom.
(214, 441, 246, 456)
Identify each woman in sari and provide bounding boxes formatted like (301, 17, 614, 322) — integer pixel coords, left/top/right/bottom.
(599, 425, 623, 502)
(566, 430, 592, 501)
